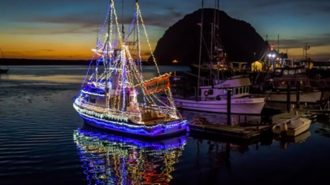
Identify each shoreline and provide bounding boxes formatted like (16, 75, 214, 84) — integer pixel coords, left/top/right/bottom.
(0, 58, 188, 66)
(1, 58, 90, 65)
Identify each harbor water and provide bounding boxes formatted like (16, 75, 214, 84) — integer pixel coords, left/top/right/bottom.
(1, 66, 330, 185)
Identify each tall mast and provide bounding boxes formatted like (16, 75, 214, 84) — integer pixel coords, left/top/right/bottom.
(196, 0, 204, 101)
(105, 0, 112, 109)
(209, 0, 219, 81)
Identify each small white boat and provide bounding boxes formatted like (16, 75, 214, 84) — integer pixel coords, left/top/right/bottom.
(272, 112, 311, 136)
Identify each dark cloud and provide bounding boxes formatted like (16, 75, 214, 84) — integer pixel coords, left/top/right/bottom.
(2, 0, 194, 29)
(36, 49, 55, 52)
(5, 49, 54, 57)
(1, 0, 330, 59)
(245, 0, 330, 16)
(3, 25, 98, 35)
(23, 15, 98, 28)
(271, 33, 330, 48)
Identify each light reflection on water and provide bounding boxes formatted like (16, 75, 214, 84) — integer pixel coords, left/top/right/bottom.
(1, 65, 330, 185)
(74, 127, 186, 185)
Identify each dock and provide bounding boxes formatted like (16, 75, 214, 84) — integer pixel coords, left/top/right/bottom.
(189, 122, 271, 140)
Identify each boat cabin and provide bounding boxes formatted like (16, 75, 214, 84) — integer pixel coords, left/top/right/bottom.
(200, 77, 251, 100)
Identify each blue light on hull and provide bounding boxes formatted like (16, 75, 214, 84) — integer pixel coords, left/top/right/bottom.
(74, 128, 187, 151)
(78, 113, 188, 138)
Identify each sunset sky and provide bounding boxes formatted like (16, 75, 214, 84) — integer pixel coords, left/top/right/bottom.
(1, 0, 330, 61)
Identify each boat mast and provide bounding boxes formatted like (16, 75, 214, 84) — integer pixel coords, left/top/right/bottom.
(215, 0, 221, 80)
(196, 0, 204, 101)
(106, 0, 115, 109)
(209, 1, 216, 81)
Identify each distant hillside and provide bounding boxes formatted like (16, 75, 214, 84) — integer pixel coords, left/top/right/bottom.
(0, 58, 153, 65)
(153, 8, 268, 65)
(0, 58, 90, 65)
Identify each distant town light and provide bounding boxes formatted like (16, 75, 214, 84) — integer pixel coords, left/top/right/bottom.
(172, 59, 179, 64)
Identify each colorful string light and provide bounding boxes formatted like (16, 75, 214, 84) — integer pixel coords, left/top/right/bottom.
(73, 0, 187, 137)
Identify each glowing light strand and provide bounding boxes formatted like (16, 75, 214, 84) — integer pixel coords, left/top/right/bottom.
(136, 2, 160, 75)
(73, 0, 187, 137)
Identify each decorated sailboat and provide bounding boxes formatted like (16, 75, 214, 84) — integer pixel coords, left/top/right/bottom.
(73, 0, 188, 138)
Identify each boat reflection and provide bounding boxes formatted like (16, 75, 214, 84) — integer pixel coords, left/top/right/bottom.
(73, 127, 187, 185)
(274, 131, 311, 149)
(315, 122, 330, 138)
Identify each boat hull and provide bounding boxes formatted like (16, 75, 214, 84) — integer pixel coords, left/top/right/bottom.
(266, 91, 321, 103)
(272, 114, 311, 137)
(77, 112, 188, 138)
(287, 118, 311, 137)
(174, 97, 265, 114)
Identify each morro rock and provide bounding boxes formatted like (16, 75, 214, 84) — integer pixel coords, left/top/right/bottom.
(152, 8, 268, 65)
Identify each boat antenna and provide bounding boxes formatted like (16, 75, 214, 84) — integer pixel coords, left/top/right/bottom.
(196, 0, 204, 101)
(277, 34, 280, 53)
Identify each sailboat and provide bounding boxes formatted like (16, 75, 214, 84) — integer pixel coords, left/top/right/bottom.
(73, 0, 188, 138)
(173, 2, 265, 115)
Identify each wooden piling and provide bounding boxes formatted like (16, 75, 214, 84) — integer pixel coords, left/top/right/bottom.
(227, 89, 232, 126)
(287, 82, 291, 112)
(296, 82, 300, 109)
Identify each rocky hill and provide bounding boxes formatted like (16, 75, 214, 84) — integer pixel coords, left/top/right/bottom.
(152, 8, 268, 65)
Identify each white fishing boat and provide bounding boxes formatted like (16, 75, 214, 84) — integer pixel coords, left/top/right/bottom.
(174, 76, 265, 114)
(73, 0, 188, 138)
(172, 4, 265, 115)
(272, 112, 311, 136)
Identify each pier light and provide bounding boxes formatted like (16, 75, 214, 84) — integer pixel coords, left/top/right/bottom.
(267, 51, 277, 71)
(267, 53, 276, 59)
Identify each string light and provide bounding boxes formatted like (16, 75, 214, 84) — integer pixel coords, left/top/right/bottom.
(73, 0, 187, 137)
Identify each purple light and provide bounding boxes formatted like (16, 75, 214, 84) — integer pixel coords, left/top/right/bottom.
(78, 113, 189, 138)
(74, 125, 187, 185)
(74, 128, 187, 150)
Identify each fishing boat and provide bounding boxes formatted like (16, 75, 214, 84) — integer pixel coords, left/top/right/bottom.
(272, 112, 311, 137)
(73, 0, 188, 138)
(172, 3, 265, 115)
(174, 76, 265, 114)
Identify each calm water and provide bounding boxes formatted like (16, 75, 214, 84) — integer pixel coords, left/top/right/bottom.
(1, 66, 330, 185)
